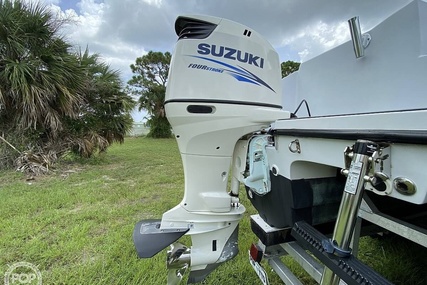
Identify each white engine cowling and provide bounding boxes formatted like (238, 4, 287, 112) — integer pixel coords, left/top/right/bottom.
(164, 15, 288, 213)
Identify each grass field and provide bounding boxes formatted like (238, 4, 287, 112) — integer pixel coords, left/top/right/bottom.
(1, 137, 427, 284)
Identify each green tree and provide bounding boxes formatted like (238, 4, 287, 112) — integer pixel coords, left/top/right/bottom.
(0, 0, 135, 171)
(281, 60, 300, 78)
(127, 51, 172, 138)
(63, 48, 135, 157)
(0, 0, 85, 170)
(0, 0, 84, 135)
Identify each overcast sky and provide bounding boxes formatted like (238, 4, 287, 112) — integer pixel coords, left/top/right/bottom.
(37, 0, 412, 82)
(28, 0, 413, 121)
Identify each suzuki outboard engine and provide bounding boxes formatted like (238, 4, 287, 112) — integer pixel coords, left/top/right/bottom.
(133, 15, 289, 284)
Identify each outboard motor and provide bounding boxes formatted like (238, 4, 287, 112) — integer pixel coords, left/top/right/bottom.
(133, 15, 289, 284)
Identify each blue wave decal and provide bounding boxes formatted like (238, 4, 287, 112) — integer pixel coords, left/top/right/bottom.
(188, 55, 276, 93)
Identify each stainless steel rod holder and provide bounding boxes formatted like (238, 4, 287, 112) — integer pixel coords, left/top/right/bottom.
(348, 16, 371, 58)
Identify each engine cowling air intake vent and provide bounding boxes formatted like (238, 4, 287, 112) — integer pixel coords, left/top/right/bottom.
(175, 16, 217, 40)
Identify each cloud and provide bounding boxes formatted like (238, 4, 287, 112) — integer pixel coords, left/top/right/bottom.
(96, 0, 176, 52)
(281, 20, 351, 61)
(44, 0, 139, 80)
(21, 0, 412, 122)
(177, 0, 412, 62)
(35, 0, 414, 82)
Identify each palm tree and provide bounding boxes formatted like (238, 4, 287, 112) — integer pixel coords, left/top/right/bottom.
(0, 0, 86, 170)
(0, 0, 135, 169)
(63, 48, 135, 157)
(0, 0, 84, 137)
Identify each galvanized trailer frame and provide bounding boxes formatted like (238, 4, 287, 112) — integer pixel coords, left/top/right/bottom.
(250, 196, 427, 285)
